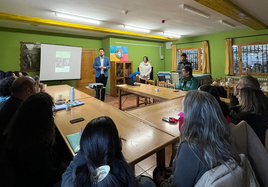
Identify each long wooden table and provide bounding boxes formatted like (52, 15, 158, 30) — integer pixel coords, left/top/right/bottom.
(116, 84, 187, 110)
(53, 97, 177, 167)
(126, 98, 183, 137)
(46, 84, 91, 101)
(126, 98, 184, 161)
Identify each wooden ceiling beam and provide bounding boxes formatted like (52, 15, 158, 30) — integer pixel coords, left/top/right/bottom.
(195, 0, 267, 30)
(0, 12, 177, 41)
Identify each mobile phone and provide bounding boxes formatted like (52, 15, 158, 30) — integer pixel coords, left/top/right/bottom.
(70, 117, 85, 124)
(173, 90, 179, 92)
(162, 117, 169, 122)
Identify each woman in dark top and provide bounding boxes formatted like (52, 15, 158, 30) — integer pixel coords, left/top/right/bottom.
(232, 87, 268, 146)
(62, 116, 136, 187)
(199, 85, 230, 119)
(155, 91, 241, 187)
(0, 92, 65, 187)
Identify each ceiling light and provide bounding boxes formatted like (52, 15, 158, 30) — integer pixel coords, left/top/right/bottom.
(181, 4, 210, 19)
(124, 25, 150, 33)
(55, 12, 100, 24)
(163, 32, 181, 38)
(219, 20, 236, 29)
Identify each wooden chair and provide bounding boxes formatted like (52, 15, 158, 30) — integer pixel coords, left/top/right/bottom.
(146, 79, 155, 85)
(157, 80, 166, 87)
(166, 83, 175, 89)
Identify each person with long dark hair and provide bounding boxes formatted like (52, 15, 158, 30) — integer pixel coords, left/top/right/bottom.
(232, 87, 268, 146)
(0, 92, 65, 186)
(154, 91, 257, 186)
(62, 116, 135, 187)
(199, 85, 231, 123)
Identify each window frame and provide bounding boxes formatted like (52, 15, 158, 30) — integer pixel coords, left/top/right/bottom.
(177, 46, 202, 73)
(233, 41, 268, 76)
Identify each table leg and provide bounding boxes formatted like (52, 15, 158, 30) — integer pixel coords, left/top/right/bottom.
(136, 95, 139, 107)
(119, 88, 122, 110)
(156, 148, 165, 167)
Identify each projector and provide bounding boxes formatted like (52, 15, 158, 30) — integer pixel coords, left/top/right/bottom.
(88, 83, 104, 90)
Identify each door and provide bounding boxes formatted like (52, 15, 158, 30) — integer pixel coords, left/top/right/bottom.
(76, 49, 96, 96)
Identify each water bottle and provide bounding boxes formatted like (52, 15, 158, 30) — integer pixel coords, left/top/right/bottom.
(70, 87, 75, 103)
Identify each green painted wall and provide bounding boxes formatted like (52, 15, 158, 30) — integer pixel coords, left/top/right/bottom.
(110, 37, 165, 81)
(101, 38, 111, 93)
(165, 28, 268, 79)
(0, 27, 102, 87)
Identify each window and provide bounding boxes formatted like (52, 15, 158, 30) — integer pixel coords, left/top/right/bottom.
(233, 42, 268, 75)
(177, 47, 203, 72)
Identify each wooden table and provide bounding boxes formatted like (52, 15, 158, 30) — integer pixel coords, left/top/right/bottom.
(54, 97, 178, 167)
(126, 98, 183, 137)
(116, 84, 187, 110)
(46, 84, 91, 101)
(126, 97, 184, 162)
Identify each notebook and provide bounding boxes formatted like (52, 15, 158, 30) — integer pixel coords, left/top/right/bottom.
(53, 100, 84, 111)
(66, 132, 81, 153)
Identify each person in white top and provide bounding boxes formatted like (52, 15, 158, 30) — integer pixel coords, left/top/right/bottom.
(139, 56, 152, 84)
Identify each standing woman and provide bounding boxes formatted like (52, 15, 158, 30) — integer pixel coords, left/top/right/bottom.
(139, 56, 152, 84)
(62, 116, 136, 187)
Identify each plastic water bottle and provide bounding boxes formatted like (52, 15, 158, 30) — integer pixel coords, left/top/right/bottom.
(70, 87, 75, 103)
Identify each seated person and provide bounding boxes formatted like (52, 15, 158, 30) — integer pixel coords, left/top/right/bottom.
(199, 85, 231, 123)
(0, 70, 4, 80)
(14, 71, 23, 78)
(176, 53, 192, 79)
(153, 90, 257, 187)
(231, 87, 268, 146)
(62, 116, 135, 186)
(0, 76, 36, 152)
(0, 93, 66, 186)
(31, 75, 46, 92)
(4, 71, 16, 78)
(0, 76, 16, 109)
(176, 67, 198, 91)
(230, 76, 260, 109)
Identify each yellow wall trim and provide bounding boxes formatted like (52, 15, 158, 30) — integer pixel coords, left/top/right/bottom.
(0, 12, 177, 41)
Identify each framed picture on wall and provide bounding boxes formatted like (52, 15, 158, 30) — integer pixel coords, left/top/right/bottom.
(20, 42, 41, 72)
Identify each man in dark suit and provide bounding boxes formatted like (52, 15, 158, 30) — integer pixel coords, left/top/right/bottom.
(93, 48, 111, 101)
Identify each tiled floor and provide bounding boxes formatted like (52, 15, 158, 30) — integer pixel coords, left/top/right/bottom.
(104, 93, 172, 178)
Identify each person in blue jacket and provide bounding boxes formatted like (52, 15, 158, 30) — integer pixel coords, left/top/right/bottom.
(93, 48, 111, 102)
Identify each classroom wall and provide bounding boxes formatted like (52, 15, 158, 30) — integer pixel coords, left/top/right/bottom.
(0, 27, 102, 87)
(165, 28, 268, 79)
(110, 37, 165, 80)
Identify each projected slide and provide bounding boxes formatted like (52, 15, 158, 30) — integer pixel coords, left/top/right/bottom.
(40, 44, 82, 81)
(55, 51, 71, 73)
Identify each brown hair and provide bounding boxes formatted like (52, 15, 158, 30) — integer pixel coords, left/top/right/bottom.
(239, 87, 268, 116)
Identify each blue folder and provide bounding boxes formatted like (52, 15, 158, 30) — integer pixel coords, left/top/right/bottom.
(66, 132, 81, 153)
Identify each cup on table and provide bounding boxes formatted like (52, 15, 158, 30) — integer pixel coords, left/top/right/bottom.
(58, 94, 62, 101)
(65, 104, 72, 111)
(155, 88, 159, 92)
